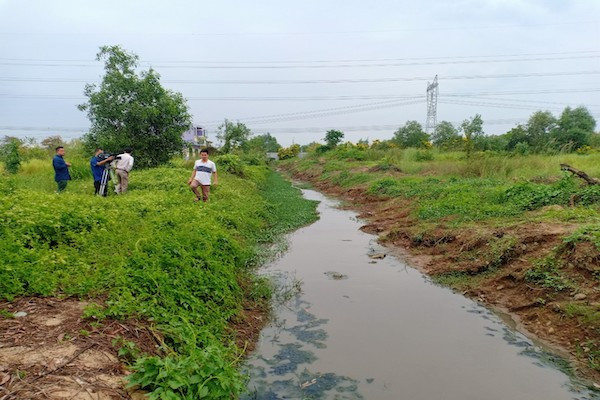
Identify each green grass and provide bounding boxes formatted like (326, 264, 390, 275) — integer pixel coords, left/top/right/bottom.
(282, 150, 600, 226)
(0, 162, 318, 399)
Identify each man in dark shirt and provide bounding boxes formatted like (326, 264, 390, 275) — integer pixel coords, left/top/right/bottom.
(90, 148, 114, 196)
(52, 146, 71, 192)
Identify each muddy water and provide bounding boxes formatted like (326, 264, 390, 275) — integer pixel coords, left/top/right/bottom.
(242, 189, 596, 400)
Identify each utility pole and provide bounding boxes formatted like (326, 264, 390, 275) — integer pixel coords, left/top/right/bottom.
(425, 75, 439, 135)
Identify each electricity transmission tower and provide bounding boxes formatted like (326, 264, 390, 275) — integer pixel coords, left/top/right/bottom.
(425, 75, 439, 134)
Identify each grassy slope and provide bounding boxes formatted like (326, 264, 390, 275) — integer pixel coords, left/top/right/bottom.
(282, 148, 600, 379)
(0, 162, 318, 399)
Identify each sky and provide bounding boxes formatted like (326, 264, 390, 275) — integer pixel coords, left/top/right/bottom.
(0, 0, 599, 146)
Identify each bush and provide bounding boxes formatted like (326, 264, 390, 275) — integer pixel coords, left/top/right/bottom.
(414, 150, 434, 162)
(0, 165, 318, 399)
(332, 147, 366, 161)
(1, 141, 21, 174)
(277, 144, 301, 160)
(214, 154, 245, 177)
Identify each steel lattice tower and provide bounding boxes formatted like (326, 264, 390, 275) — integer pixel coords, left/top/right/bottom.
(425, 75, 439, 134)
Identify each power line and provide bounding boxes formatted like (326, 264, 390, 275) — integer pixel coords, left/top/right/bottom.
(0, 118, 530, 137)
(440, 99, 600, 115)
(1, 70, 599, 85)
(2, 50, 598, 64)
(1, 87, 599, 102)
(449, 95, 600, 109)
(2, 55, 599, 69)
(0, 20, 597, 37)
(203, 99, 424, 123)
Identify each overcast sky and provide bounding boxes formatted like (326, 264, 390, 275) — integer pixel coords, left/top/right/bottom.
(0, 0, 599, 146)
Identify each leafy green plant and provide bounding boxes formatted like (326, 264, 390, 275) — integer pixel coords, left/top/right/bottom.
(0, 163, 318, 399)
(128, 347, 246, 400)
(525, 257, 573, 291)
(214, 154, 245, 177)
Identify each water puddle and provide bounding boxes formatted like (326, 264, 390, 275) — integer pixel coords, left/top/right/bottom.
(242, 189, 598, 400)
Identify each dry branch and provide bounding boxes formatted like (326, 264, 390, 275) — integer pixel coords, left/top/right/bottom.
(560, 163, 600, 185)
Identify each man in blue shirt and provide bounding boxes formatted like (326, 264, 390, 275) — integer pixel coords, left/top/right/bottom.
(90, 148, 114, 196)
(52, 146, 71, 192)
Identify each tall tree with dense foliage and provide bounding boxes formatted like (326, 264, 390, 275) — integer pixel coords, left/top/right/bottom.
(525, 111, 556, 151)
(217, 119, 252, 153)
(552, 106, 596, 150)
(79, 46, 191, 168)
(393, 121, 429, 148)
(460, 114, 484, 157)
(431, 121, 460, 149)
(505, 125, 529, 151)
(244, 133, 281, 153)
(324, 130, 344, 148)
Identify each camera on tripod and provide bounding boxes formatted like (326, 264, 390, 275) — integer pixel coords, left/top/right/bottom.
(96, 152, 121, 196)
(97, 153, 121, 162)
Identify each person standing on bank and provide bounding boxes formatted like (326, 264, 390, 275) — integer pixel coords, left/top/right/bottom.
(115, 148, 134, 194)
(90, 148, 114, 196)
(52, 146, 71, 192)
(188, 149, 218, 202)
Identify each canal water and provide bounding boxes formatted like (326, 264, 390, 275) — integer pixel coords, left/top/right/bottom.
(241, 189, 596, 400)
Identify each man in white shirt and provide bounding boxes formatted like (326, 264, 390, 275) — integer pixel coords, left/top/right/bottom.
(188, 149, 218, 202)
(115, 148, 134, 194)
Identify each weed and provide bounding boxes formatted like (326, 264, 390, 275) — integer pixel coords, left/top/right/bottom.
(564, 303, 600, 330)
(0, 162, 318, 398)
(525, 257, 573, 291)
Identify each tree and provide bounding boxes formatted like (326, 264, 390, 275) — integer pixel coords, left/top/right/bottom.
(552, 106, 596, 150)
(79, 45, 191, 168)
(505, 125, 529, 151)
(460, 114, 484, 157)
(0, 136, 22, 174)
(324, 130, 344, 148)
(431, 121, 460, 149)
(244, 133, 281, 153)
(216, 119, 251, 153)
(41, 135, 64, 151)
(525, 111, 556, 151)
(393, 121, 429, 148)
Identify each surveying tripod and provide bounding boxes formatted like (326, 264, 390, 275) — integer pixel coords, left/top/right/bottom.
(98, 165, 116, 196)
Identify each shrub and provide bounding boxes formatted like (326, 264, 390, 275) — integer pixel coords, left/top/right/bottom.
(214, 154, 245, 176)
(277, 144, 301, 160)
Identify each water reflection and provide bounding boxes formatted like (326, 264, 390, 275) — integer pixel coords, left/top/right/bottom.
(242, 189, 598, 400)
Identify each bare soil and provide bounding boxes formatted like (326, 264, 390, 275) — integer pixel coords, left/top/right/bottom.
(285, 166, 600, 384)
(0, 297, 161, 399)
(0, 294, 269, 400)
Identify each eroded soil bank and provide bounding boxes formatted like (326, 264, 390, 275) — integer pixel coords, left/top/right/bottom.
(280, 163, 600, 386)
(0, 295, 268, 399)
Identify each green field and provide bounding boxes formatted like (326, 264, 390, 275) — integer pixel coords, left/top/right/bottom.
(0, 158, 318, 399)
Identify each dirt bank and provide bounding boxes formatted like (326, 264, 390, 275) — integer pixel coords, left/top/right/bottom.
(282, 165, 600, 385)
(0, 295, 268, 399)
